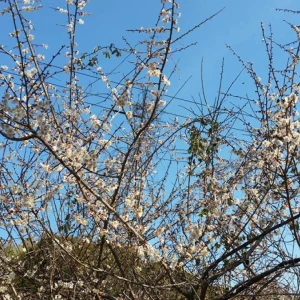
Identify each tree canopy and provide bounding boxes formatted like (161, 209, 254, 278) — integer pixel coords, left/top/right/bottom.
(0, 0, 300, 299)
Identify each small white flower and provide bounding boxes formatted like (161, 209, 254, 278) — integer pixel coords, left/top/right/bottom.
(63, 65, 70, 73)
(162, 17, 170, 23)
(77, 1, 86, 9)
(161, 9, 169, 15)
(162, 75, 170, 86)
(155, 26, 165, 33)
(111, 221, 118, 228)
(126, 111, 133, 119)
(147, 69, 161, 77)
(136, 206, 143, 218)
(40, 163, 51, 173)
(22, 6, 35, 11)
(58, 7, 68, 14)
(262, 140, 271, 148)
(22, 48, 29, 54)
(199, 247, 208, 256)
(155, 227, 165, 236)
(67, 22, 74, 33)
(150, 90, 160, 97)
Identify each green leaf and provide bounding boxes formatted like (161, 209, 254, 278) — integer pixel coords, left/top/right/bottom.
(212, 122, 219, 130)
(199, 208, 208, 216)
(198, 117, 208, 126)
(227, 198, 233, 206)
(215, 242, 221, 249)
(112, 49, 121, 57)
(93, 45, 101, 53)
(103, 51, 110, 59)
(80, 52, 87, 60)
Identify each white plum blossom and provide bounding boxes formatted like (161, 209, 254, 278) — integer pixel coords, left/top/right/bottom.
(147, 69, 161, 77)
(136, 206, 143, 218)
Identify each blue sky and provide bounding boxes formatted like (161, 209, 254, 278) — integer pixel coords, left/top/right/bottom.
(1, 0, 299, 180)
(1, 0, 298, 113)
(0, 0, 299, 155)
(80, 0, 299, 118)
(0, 0, 299, 253)
(0, 0, 300, 251)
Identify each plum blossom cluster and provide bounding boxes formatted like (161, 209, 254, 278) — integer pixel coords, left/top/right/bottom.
(2, 0, 299, 299)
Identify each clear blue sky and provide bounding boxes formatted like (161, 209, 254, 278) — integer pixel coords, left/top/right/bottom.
(1, 0, 299, 114)
(1, 0, 299, 173)
(0, 0, 299, 244)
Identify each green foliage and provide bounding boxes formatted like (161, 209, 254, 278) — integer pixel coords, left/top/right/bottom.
(76, 43, 121, 69)
(103, 43, 122, 59)
(2, 235, 192, 299)
(187, 117, 220, 166)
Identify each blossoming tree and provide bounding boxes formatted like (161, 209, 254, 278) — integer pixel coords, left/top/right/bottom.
(0, 0, 300, 299)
